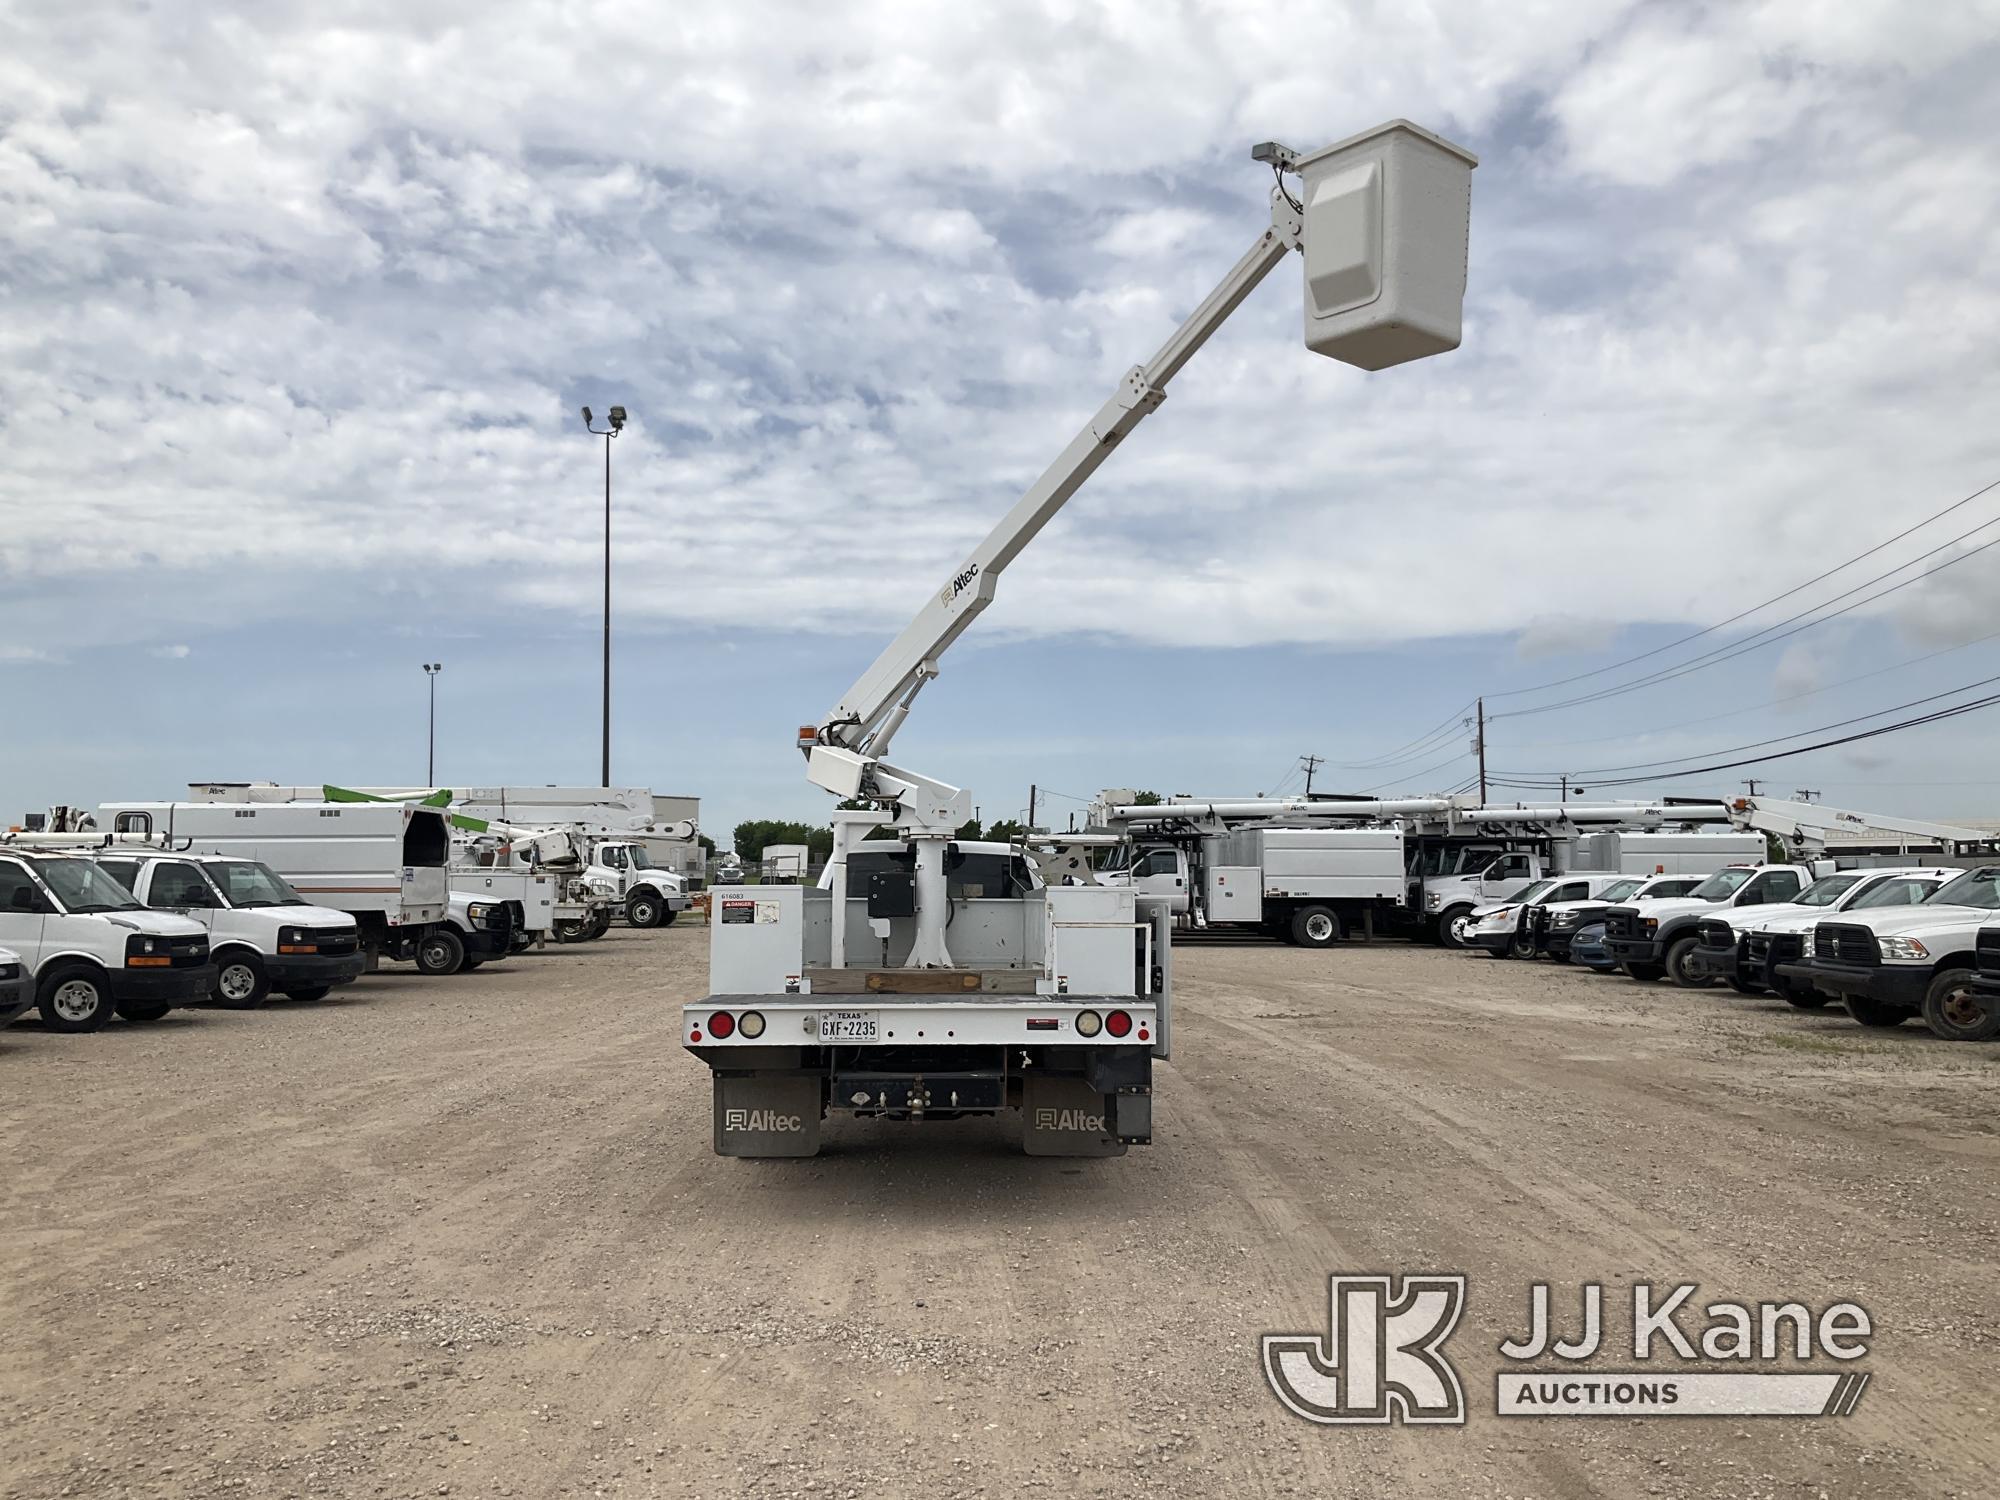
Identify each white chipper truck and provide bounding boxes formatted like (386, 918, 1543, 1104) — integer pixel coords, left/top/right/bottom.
(684, 119, 1478, 1156)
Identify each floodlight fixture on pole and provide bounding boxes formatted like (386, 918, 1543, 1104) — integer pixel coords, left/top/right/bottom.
(422, 662, 443, 785)
(580, 404, 627, 786)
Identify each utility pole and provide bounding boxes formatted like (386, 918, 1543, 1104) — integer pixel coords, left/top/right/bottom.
(1474, 697, 1488, 804)
(1027, 784, 1037, 831)
(422, 662, 443, 785)
(1742, 778, 1763, 797)
(1299, 753, 1324, 797)
(1560, 773, 1568, 803)
(1794, 788, 1820, 803)
(580, 404, 627, 786)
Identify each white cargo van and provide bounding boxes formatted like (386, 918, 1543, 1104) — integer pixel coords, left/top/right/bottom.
(93, 853, 366, 1006)
(0, 850, 214, 1031)
(98, 802, 449, 966)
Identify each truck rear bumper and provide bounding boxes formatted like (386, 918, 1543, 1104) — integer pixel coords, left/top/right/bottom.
(683, 996, 1157, 1051)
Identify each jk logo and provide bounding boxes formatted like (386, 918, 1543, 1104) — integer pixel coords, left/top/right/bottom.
(1263, 1275, 1467, 1425)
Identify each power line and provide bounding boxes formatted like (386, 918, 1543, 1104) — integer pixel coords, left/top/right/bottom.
(1496, 671, 2000, 779)
(1490, 519, 2000, 722)
(1488, 690, 2000, 790)
(1356, 747, 1471, 795)
(1329, 699, 1477, 769)
(1487, 473, 2000, 702)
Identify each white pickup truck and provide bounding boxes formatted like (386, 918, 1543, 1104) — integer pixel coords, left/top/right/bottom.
(1775, 866, 2000, 1040)
(0, 850, 215, 1031)
(1679, 867, 1955, 1001)
(1599, 864, 1820, 985)
(1460, 872, 1634, 958)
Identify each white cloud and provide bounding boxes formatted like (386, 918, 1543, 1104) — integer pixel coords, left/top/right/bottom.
(148, 644, 193, 659)
(0, 0, 1997, 668)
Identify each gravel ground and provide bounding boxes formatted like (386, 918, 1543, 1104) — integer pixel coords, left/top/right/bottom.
(2, 925, 1995, 1499)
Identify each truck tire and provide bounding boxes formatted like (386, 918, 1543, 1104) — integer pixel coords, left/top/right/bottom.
(115, 999, 173, 1022)
(1782, 990, 1827, 1010)
(658, 908, 678, 927)
(587, 908, 614, 940)
(1664, 935, 1714, 989)
(1920, 968, 1998, 1042)
(415, 929, 466, 976)
(626, 892, 665, 928)
(213, 951, 271, 1010)
(553, 918, 589, 943)
(1508, 923, 1538, 959)
(1437, 907, 1475, 950)
(1842, 995, 1914, 1028)
(36, 965, 116, 1032)
(1619, 960, 1664, 982)
(286, 986, 332, 1002)
(1290, 905, 1341, 949)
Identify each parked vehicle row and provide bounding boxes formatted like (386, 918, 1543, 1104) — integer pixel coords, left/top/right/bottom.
(1459, 858, 2000, 1043)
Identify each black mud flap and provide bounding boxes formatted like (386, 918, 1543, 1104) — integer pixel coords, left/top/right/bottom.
(1020, 1076, 1125, 1158)
(713, 1073, 823, 1158)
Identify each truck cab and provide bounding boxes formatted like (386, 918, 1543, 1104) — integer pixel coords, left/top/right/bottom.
(1094, 844, 1189, 914)
(1423, 847, 1543, 944)
(0, 851, 214, 1031)
(94, 853, 365, 1008)
(1601, 864, 1815, 986)
(589, 839, 690, 928)
(1683, 867, 1954, 999)
(1777, 866, 2000, 1040)
(1537, 874, 1702, 959)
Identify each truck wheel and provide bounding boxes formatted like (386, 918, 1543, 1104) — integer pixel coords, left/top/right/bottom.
(213, 952, 271, 1010)
(1289, 905, 1341, 949)
(659, 908, 678, 927)
(1508, 924, 1538, 959)
(1620, 960, 1664, 982)
(1782, 990, 1827, 1010)
(1842, 995, 1914, 1028)
(1437, 907, 1475, 950)
(115, 999, 173, 1022)
(37, 966, 116, 1032)
(587, 909, 614, 940)
(553, 919, 588, 943)
(627, 892, 665, 928)
(415, 929, 466, 976)
(1921, 968, 1998, 1042)
(1664, 936, 1713, 989)
(286, 987, 332, 1002)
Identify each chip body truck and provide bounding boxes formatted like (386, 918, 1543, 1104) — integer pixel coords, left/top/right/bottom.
(683, 121, 1478, 1157)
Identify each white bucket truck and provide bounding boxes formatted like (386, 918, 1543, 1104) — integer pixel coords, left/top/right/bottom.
(98, 801, 450, 968)
(686, 119, 1477, 1156)
(0, 847, 215, 1031)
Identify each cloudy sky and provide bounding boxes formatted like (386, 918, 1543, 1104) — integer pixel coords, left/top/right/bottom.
(5, 0, 2000, 842)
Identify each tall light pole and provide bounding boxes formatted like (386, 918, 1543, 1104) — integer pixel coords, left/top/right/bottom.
(422, 662, 443, 785)
(580, 404, 625, 786)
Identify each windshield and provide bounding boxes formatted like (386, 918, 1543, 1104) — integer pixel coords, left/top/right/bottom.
(1596, 878, 1642, 903)
(1795, 874, 1861, 909)
(1688, 868, 1754, 900)
(627, 847, 660, 869)
(207, 861, 307, 908)
(1927, 868, 2000, 910)
(1510, 880, 1553, 905)
(29, 858, 144, 913)
(1850, 876, 1943, 911)
(1098, 844, 1136, 874)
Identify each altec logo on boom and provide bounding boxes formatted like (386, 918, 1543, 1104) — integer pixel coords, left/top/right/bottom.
(939, 562, 980, 606)
(1264, 1276, 1872, 1425)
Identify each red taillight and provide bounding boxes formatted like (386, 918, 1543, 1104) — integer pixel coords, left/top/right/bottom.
(708, 1010, 735, 1039)
(1106, 1009, 1132, 1038)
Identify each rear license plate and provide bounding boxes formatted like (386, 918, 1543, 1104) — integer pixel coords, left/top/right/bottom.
(818, 1010, 880, 1043)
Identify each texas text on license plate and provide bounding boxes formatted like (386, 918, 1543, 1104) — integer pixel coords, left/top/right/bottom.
(818, 1010, 879, 1043)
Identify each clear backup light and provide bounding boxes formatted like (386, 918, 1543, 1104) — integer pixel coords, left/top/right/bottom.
(738, 1011, 766, 1039)
(1075, 1009, 1102, 1037)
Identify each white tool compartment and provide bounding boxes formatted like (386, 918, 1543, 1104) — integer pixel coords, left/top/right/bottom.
(709, 884, 805, 994)
(1295, 119, 1476, 370)
(1043, 886, 1138, 997)
(1205, 865, 1263, 922)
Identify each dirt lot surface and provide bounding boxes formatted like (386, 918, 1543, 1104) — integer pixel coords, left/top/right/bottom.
(3, 926, 1995, 1499)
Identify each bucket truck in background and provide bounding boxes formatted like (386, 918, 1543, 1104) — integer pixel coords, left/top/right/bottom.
(685, 119, 1479, 1157)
